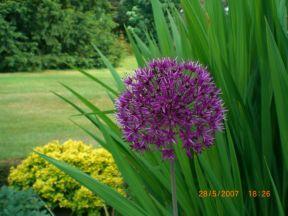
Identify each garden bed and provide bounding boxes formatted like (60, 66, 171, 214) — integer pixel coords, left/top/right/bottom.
(0, 159, 22, 186)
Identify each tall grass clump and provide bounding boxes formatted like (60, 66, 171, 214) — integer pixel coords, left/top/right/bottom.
(40, 0, 288, 215)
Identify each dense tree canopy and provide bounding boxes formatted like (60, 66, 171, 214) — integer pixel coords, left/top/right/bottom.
(0, 0, 181, 72)
(0, 0, 122, 72)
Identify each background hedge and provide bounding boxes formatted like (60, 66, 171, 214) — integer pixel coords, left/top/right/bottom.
(0, 0, 122, 72)
(0, 0, 181, 72)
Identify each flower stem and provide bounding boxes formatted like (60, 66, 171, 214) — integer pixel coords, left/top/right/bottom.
(170, 159, 178, 216)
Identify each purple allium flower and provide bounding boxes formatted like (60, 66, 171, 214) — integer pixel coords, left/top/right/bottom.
(116, 58, 225, 159)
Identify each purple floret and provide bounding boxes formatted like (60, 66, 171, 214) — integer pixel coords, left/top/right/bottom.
(116, 58, 225, 159)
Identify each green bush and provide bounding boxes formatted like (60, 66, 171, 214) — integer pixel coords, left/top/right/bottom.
(0, 0, 122, 72)
(0, 186, 51, 216)
(8, 140, 124, 215)
(115, 0, 180, 40)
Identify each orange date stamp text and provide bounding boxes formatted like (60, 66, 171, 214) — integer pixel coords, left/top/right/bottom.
(198, 190, 239, 198)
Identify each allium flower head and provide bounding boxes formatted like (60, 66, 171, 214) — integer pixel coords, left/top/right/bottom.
(116, 58, 225, 159)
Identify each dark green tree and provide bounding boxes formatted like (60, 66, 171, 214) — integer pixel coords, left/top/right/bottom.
(115, 0, 180, 39)
(0, 0, 122, 72)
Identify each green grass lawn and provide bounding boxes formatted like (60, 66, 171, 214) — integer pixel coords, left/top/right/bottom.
(0, 56, 137, 160)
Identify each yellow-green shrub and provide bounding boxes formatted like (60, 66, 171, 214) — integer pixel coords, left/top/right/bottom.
(8, 140, 124, 215)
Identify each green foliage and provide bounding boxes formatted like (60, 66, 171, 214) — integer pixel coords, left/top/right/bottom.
(115, 0, 180, 40)
(60, 0, 111, 13)
(0, 186, 51, 216)
(41, 0, 288, 215)
(8, 140, 124, 215)
(0, 0, 122, 72)
(127, 0, 288, 214)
